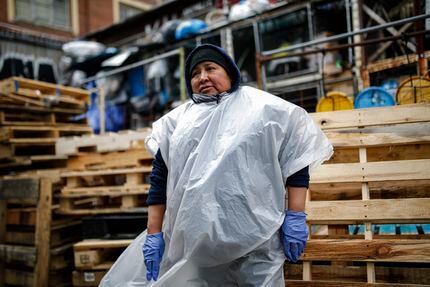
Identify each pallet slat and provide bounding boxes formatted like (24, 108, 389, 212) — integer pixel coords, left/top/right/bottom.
(311, 159, 430, 183)
(306, 198, 430, 224)
(311, 104, 430, 130)
(302, 239, 430, 262)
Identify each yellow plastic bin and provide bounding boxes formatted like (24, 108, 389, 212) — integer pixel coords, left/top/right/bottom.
(396, 76, 430, 105)
(316, 91, 353, 112)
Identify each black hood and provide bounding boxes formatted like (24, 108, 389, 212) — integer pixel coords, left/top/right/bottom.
(185, 44, 241, 102)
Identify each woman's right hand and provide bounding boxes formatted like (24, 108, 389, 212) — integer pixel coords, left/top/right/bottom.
(142, 232, 165, 281)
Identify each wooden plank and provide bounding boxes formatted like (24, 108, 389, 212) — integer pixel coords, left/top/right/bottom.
(329, 144, 430, 164)
(0, 178, 39, 200)
(57, 206, 148, 215)
(61, 166, 152, 177)
(66, 148, 153, 171)
(301, 239, 430, 262)
(286, 262, 430, 284)
(310, 180, 430, 201)
(311, 159, 430, 184)
(0, 103, 84, 115)
(74, 239, 132, 251)
(1, 77, 90, 101)
(33, 178, 52, 287)
(366, 50, 430, 73)
(325, 122, 430, 148)
(0, 244, 36, 265)
(55, 129, 152, 156)
(306, 198, 430, 224)
(310, 104, 430, 130)
(285, 280, 428, 287)
(61, 184, 150, 197)
(2, 125, 92, 132)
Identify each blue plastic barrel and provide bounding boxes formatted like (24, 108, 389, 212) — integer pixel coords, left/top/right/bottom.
(354, 87, 396, 109)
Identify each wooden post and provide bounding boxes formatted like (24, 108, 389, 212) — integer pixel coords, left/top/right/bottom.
(0, 200, 6, 287)
(359, 147, 376, 283)
(414, 0, 428, 76)
(33, 178, 52, 287)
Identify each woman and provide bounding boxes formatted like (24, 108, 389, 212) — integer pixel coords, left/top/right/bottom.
(100, 44, 332, 286)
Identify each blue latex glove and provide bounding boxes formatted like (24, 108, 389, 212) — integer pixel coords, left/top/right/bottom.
(280, 210, 308, 262)
(142, 232, 165, 281)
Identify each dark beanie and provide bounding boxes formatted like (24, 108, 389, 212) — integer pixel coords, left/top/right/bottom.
(185, 44, 241, 100)
(189, 48, 234, 81)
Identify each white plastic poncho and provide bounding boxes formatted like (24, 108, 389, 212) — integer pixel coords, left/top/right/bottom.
(100, 86, 333, 286)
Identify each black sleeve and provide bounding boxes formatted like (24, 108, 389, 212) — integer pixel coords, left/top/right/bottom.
(146, 149, 168, 205)
(286, 166, 310, 188)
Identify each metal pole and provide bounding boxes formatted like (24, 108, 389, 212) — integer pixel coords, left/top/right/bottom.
(262, 13, 430, 56)
(345, 0, 353, 66)
(81, 48, 182, 84)
(352, 0, 364, 90)
(253, 20, 266, 90)
(179, 47, 187, 103)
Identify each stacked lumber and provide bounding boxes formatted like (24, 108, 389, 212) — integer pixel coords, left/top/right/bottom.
(0, 176, 82, 287)
(55, 130, 152, 286)
(0, 77, 91, 172)
(285, 104, 430, 286)
(56, 129, 152, 214)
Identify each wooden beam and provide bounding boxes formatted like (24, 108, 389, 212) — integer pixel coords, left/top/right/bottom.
(311, 104, 430, 130)
(366, 51, 430, 74)
(311, 159, 430, 183)
(0, 178, 39, 200)
(302, 239, 430, 262)
(33, 178, 52, 287)
(306, 198, 430, 224)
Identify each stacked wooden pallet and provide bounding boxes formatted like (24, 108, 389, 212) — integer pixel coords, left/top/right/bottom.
(0, 77, 91, 172)
(72, 239, 132, 286)
(285, 103, 430, 286)
(0, 176, 82, 287)
(55, 130, 152, 286)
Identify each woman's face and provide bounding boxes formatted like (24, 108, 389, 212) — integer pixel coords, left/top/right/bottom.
(190, 61, 231, 95)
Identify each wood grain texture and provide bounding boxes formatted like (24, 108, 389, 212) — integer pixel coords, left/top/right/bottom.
(306, 198, 430, 223)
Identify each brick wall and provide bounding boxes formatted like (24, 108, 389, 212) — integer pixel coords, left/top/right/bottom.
(79, 0, 114, 36)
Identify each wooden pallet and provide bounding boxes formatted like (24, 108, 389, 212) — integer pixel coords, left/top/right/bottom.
(0, 110, 87, 126)
(55, 129, 152, 156)
(0, 76, 89, 103)
(66, 148, 153, 171)
(1, 125, 92, 143)
(311, 103, 430, 131)
(72, 270, 107, 287)
(0, 177, 79, 287)
(81, 213, 148, 240)
(287, 103, 430, 286)
(59, 167, 151, 215)
(71, 239, 131, 286)
(73, 239, 131, 269)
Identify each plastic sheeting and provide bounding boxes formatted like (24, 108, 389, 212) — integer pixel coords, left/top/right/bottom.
(100, 86, 333, 286)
